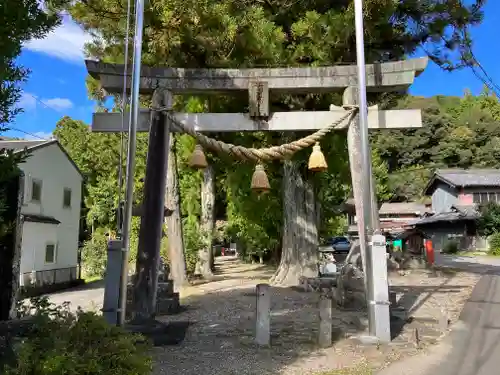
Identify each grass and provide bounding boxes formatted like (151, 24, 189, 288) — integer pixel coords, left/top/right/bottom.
(83, 275, 103, 283)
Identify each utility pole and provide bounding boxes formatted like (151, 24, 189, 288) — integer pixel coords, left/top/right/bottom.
(117, 0, 146, 326)
(353, 0, 391, 342)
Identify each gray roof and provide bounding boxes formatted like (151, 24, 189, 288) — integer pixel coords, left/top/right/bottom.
(424, 168, 500, 194)
(415, 205, 479, 226)
(379, 202, 428, 216)
(0, 139, 47, 151)
(342, 199, 429, 216)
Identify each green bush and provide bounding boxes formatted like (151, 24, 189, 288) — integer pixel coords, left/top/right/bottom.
(183, 219, 204, 273)
(443, 240, 459, 254)
(4, 297, 152, 375)
(81, 232, 108, 278)
(489, 232, 500, 256)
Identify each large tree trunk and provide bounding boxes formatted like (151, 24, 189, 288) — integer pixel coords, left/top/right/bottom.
(165, 137, 188, 290)
(271, 160, 318, 286)
(196, 165, 215, 277)
(0, 174, 23, 320)
(133, 95, 169, 321)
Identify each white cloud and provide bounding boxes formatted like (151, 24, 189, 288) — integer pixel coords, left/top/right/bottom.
(23, 17, 93, 64)
(41, 98, 74, 111)
(17, 92, 74, 112)
(18, 92, 38, 111)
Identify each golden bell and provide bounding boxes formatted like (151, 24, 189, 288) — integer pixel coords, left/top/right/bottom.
(250, 164, 270, 193)
(189, 144, 208, 169)
(308, 142, 328, 172)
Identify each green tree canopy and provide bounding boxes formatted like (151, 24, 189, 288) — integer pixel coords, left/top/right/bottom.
(373, 89, 500, 201)
(0, 0, 64, 128)
(60, 0, 488, 280)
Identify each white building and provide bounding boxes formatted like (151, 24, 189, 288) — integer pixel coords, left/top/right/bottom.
(0, 139, 83, 287)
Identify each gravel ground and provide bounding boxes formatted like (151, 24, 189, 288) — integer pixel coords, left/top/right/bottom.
(152, 260, 479, 375)
(32, 256, 480, 375)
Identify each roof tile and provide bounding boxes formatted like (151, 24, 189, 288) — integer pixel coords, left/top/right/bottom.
(436, 168, 500, 187)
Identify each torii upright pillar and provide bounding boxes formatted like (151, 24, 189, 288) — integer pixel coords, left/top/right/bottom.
(87, 57, 428, 341)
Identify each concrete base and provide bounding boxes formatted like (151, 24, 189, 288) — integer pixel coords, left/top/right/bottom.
(125, 318, 190, 346)
(156, 293, 181, 315)
(125, 281, 181, 319)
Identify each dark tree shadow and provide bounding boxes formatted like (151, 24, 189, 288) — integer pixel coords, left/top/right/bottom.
(151, 285, 373, 375)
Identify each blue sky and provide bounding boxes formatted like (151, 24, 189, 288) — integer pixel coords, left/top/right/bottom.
(7, 2, 500, 140)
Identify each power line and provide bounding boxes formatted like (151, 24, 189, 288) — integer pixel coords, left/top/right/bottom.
(7, 127, 52, 140)
(458, 28, 500, 97)
(469, 51, 500, 94)
(23, 93, 60, 112)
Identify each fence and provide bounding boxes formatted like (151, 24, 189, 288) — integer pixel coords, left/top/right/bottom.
(20, 266, 79, 287)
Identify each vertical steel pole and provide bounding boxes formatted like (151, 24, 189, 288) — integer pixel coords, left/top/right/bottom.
(118, 0, 146, 326)
(353, 0, 376, 336)
(116, 0, 133, 239)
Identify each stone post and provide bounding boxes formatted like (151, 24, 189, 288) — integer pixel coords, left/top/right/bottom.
(102, 239, 123, 325)
(371, 233, 391, 342)
(318, 294, 333, 347)
(255, 283, 270, 346)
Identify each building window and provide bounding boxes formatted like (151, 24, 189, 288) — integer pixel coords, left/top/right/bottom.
(473, 192, 500, 204)
(63, 188, 72, 208)
(45, 243, 56, 263)
(31, 179, 42, 202)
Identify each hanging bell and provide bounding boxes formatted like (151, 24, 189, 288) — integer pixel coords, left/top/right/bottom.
(250, 164, 271, 193)
(308, 142, 328, 172)
(189, 144, 208, 169)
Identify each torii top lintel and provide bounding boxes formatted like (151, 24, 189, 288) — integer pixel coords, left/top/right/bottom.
(85, 57, 428, 95)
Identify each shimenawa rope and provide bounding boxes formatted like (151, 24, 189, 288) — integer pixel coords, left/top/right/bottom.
(153, 106, 359, 162)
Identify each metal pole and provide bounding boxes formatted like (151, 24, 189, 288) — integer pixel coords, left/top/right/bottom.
(118, 0, 146, 326)
(116, 0, 132, 239)
(353, 0, 376, 336)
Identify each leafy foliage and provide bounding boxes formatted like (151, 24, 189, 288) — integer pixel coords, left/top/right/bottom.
(53, 117, 148, 274)
(0, 151, 24, 236)
(374, 90, 500, 201)
(488, 232, 500, 256)
(443, 240, 459, 254)
(477, 203, 500, 237)
(80, 230, 108, 277)
(0, 0, 65, 320)
(0, 0, 64, 128)
(3, 297, 152, 375)
(55, 0, 487, 273)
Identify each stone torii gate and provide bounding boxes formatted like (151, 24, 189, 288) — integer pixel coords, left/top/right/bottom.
(87, 57, 428, 342)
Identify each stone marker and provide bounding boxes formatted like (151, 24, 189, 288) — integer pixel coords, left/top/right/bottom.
(255, 283, 270, 346)
(102, 239, 122, 325)
(319, 294, 333, 348)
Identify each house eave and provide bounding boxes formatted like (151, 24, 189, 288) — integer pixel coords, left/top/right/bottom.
(423, 174, 457, 196)
(23, 214, 60, 225)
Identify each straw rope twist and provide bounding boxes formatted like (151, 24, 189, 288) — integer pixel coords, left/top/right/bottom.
(154, 106, 359, 162)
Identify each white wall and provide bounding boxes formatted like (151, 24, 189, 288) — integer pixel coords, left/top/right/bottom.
(19, 143, 82, 276)
(19, 221, 58, 285)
